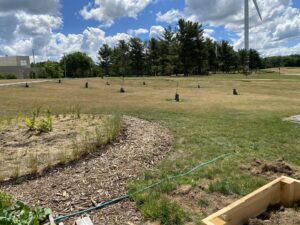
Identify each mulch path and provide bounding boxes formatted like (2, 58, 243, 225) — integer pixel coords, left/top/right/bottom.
(0, 116, 172, 225)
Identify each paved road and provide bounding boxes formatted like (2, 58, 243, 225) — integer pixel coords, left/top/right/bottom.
(0, 80, 52, 87)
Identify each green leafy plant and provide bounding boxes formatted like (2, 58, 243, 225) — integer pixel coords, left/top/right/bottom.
(25, 111, 37, 131)
(0, 193, 51, 225)
(25, 108, 53, 133)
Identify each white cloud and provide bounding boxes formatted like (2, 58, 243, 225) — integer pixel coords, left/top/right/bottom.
(80, 0, 152, 27)
(149, 25, 164, 39)
(203, 29, 215, 40)
(0, 0, 133, 62)
(156, 9, 184, 23)
(128, 28, 149, 36)
(15, 12, 62, 37)
(158, 0, 300, 56)
(0, 27, 132, 62)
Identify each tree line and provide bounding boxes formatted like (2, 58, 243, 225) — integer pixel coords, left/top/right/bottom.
(263, 55, 300, 68)
(31, 19, 297, 79)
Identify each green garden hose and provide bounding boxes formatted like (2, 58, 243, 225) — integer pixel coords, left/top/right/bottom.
(54, 152, 236, 223)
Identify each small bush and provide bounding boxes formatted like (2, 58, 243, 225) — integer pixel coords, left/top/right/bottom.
(25, 108, 52, 133)
(5, 74, 17, 79)
(25, 111, 37, 131)
(0, 74, 5, 79)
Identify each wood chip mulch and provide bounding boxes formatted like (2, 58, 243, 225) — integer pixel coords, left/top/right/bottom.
(0, 116, 173, 225)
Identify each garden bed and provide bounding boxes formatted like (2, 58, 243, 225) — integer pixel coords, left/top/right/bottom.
(0, 113, 121, 181)
(203, 176, 300, 225)
(247, 204, 300, 225)
(0, 116, 172, 224)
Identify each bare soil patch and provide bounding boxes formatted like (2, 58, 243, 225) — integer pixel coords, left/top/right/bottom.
(170, 181, 237, 222)
(241, 159, 300, 180)
(0, 116, 172, 224)
(247, 204, 300, 225)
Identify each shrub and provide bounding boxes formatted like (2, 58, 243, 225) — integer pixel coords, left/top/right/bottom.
(5, 74, 17, 79)
(25, 111, 37, 131)
(0, 74, 5, 79)
(25, 108, 52, 133)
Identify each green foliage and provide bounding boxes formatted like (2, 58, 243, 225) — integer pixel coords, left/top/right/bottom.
(60, 52, 94, 78)
(0, 194, 51, 225)
(0, 192, 12, 210)
(0, 74, 18, 79)
(99, 44, 113, 76)
(35, 61, 63, 78)
(263, 54, 300, 68)
(129, 37, 146, 76)
(111, 40, 130, 76)
(25, 111, 37, 131)
(177, 19, 206, 75)
(132, 192, 188, 225)
(5, 74, 17, 79)
(208, 172, 265, 196)
(25, 108, 52, 133)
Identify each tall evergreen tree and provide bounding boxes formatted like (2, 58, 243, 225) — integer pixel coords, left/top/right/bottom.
(146, 38, 160, 76)
(111, 40, 130, 76)
(176, 19, 205, 76)
(129, 38, 145, 76)
(206, 39, 219, 73)
(218, 41, 238, 73)
(98, 44, 112, 76)
(249, 49, 261, 71)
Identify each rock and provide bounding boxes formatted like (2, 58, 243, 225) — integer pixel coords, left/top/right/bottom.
(177, 185, 192, 195)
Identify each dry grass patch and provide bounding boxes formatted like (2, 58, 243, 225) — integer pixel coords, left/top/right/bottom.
(265, 67, 300, 75)
(0, 113, 121, 181)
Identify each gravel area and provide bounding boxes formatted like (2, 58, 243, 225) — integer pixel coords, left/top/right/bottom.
(0, 116, 172, 225)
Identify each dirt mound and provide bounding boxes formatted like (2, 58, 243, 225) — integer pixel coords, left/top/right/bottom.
(0, 116, 172, 225)
(242, 159, 300, 180)
(247, 204, 300, 225)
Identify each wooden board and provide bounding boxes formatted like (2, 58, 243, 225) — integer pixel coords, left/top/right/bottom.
(202, 176, 300, 225)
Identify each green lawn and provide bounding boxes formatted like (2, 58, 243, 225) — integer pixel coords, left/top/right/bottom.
(0, 74, 300, 224)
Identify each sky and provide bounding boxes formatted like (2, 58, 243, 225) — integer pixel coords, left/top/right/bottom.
(0, 0, 300, 62)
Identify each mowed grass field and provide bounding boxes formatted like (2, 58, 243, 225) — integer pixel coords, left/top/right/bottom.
(1, 74, 300, 224)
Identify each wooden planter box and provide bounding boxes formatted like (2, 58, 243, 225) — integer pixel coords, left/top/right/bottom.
(202, 176, 300, 225)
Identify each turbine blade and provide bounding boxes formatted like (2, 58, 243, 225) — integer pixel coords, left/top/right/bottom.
(253, 0, 262, 21)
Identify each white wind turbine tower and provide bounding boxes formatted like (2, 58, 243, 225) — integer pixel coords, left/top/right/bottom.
(244, 0, 262, 71)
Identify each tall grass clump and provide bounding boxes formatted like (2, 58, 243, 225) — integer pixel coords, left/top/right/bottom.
(72, 114, 122, 158)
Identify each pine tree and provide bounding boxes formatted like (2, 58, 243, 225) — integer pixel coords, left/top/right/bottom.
(98, 44, 113, 76)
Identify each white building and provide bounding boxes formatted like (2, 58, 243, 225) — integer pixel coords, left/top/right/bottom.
(0, 56, 31, 79)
